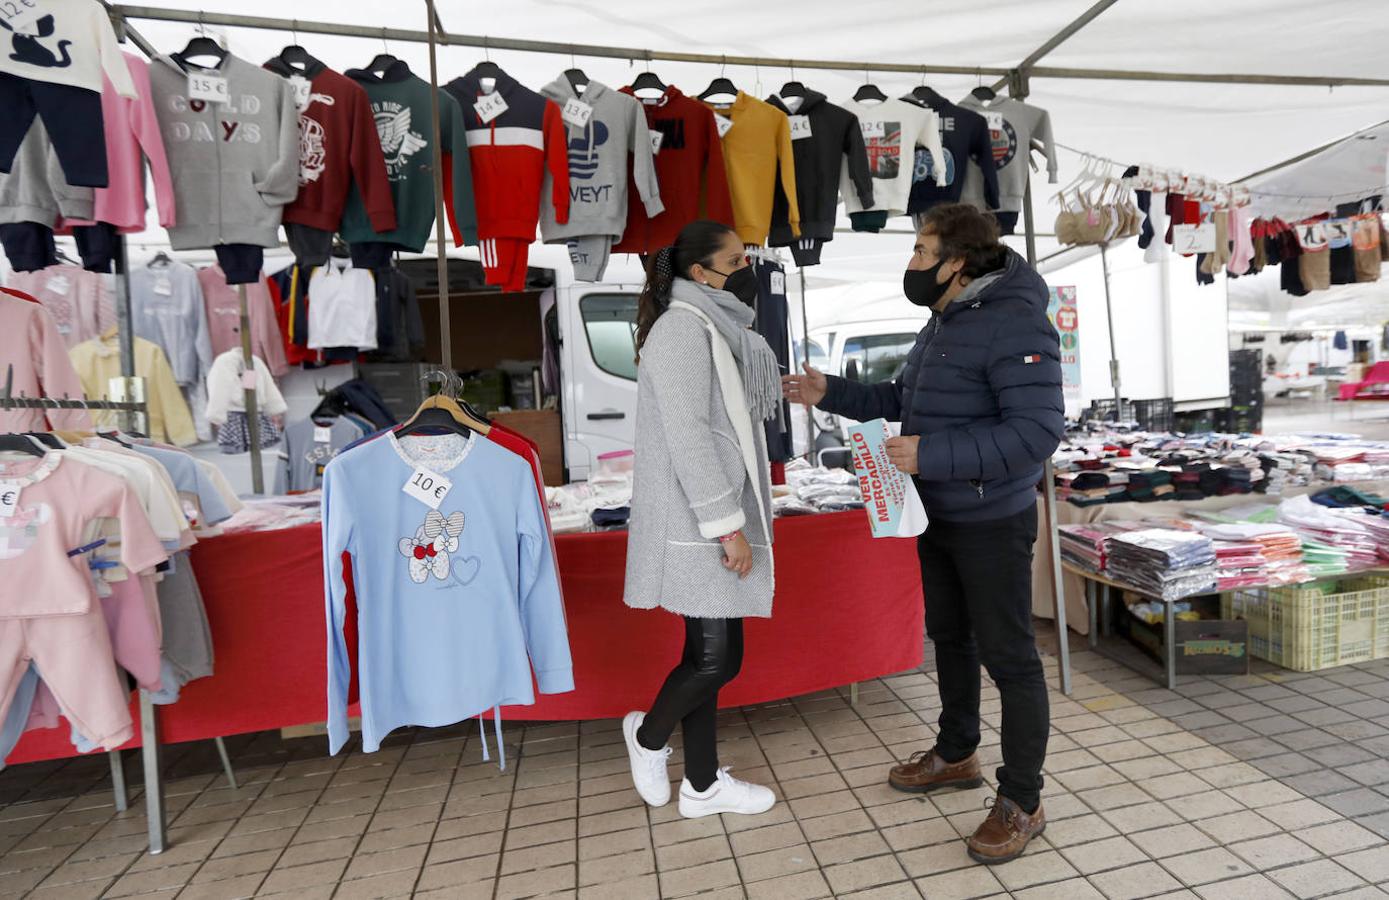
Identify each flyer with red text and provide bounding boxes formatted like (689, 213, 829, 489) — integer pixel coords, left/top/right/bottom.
(848, 418, 929, 539)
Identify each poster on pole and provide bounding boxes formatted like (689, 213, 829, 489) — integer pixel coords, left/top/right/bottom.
(1047, 286, 1081, 405)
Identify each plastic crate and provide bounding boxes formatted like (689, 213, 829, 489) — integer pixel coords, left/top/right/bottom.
(1222, 576, 1389, 671)
(1133, 398, 1174, 432)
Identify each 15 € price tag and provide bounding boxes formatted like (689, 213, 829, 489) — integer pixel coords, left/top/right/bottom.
(561, 97, 593, 128)
(714, 114, 734, 138)
(788, 115, 812, 140)
(0, 485, 21, 519)
(0, 0, 42, 34)
(313, 426, 332, 444)
(289, 75, 312, 111)
(649, 130, 664, 155)
(188, 72, 230, 104)
(474, 91, 509, 124)
(403, 466, 452, 509)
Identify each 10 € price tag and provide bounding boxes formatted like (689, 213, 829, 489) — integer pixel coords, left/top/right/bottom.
(0, 485, 20, 519)
(474, 91, 509, 124)
(788, 115, 812, 140)
(714, 114, 734, 138)
(188, 72, 230, 104)
(561, 97, 593, 128)
(403, 466, 452, 509)
(313, 426, 332, 444)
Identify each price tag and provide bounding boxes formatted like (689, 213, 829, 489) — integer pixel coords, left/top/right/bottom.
(0, 485, 20, 519)
(1298, 222, 1328, 251)
(153, 277, 173, 296)
(714, 114, 733, 138)
(474, 91, 509, 124)
(649, 130, 664, 155)
(46, 275, 70, 296)
(860, 120, 885, 139)
(561, 97, 593, 128)
(289, 75, 312, 111)
(187, 72, 230, 105)
(985, 112, 1004, 131)
(0, 0, 42, 33)
(1172, 223, 1217, 254)
(240, 369, 257, 390)
(788, 115, 812, 140)
(403, 466, 452, 509)
(313, 426, 332, 444)
(1327, 219, 1353, 249)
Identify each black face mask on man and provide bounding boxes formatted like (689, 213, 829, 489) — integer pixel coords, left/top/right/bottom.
(903, 259, 959, 308)
(707, 265, 759, 307)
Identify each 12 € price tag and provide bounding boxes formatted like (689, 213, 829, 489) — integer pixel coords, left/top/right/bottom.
(649, 130, 664, 155)
(474, 91, 509, 124)
(0, 485, 20, 519)
(561, 97, 593, 128)
(986, 112, 1004, 131)
(403, 466, 452, 509)
(859, 120, 885, 139)
(714, 114, 734, 138)
(188, 72, 230, 104)
(313, 426, 332, 444)
(0, 0, 42, 34)
(788, 115, 812, 140)
(289, 75, 312, 111)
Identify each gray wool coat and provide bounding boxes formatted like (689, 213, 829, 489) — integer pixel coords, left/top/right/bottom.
(622, 284, 775, 619)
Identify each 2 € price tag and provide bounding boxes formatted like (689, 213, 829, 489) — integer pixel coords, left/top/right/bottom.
(187, 72, 230, 104)
(474, 91, 509, 124)
(788, 115, 812, 140)
(46, 275, 70, 296)
(240, 369, 257, 390)
(313, 426, 333, 444)
(649, 130, 664, 155)
(0, 0, 42, 34)
(288, 75, 312, 111)
(153, 277, 173, 296)
(1172, 223, 1217, 254)
(0, 485, 20, 519)
(403, 466, 452, 510)
(859, 120, 885, 140)
(714, 114, 734, 138)
(561, 97, 593, 128)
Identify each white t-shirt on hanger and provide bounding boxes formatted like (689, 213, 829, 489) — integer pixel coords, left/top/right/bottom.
(308, 261, 378, 351)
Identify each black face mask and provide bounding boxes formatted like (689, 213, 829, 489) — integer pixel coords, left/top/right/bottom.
(708, 265, 759, 307)
(903, 259, 958, 308)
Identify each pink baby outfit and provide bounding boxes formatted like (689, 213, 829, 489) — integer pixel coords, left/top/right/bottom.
(0, 294, 92, 433)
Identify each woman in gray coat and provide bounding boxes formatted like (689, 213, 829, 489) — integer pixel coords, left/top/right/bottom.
(621, 220, 781, 820)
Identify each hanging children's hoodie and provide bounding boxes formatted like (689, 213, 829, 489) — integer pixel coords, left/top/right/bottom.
(0, 292, 91, 433)
(198, 264, 288, 376)
(904, 92, 999, 215)
(57, 53, 175, 234)
(262, 57, 396, 237)
(339, 59, 475, 251)
(129, 259, 212, 386)
(322, 431, 573, 754)
(766, 90, 872, 246)
(614, 85, 734, 255)
(840, 97, 945, 218)
(446, 66, 569, 242)
(957, 95, 1057, 215)
(147, 53, 299, 250)
(536, 77, 662, 244)
(0, 0, 136, 98)
(700, 92, 799, 246)
(69, 334, 197, 446)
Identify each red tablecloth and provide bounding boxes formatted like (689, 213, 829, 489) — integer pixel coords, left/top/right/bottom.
(8, 512, 922, 764)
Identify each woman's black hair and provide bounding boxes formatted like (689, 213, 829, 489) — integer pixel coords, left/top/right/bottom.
(917, 203, 1010, 278)
(635, 219, 739, 359)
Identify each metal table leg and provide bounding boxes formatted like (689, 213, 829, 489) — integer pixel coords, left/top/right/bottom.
(139, 691, 166, 854)
(1100, 582, 1114, 637)
(1087, 579, 1098, 650)
(214, 737, 237, 790)
(1164, 601, 1178, 691)
(849, 683, 859, 707)
(108, 751, 127, 812)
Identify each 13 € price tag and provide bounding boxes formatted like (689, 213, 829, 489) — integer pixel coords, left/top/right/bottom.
(714, 114, 734, 138)
(474, 91, 509, 124)
(788, 115, 813, 140)
(403, 466, 452, 509)
(561, 98, 593, 128)
(188, 72, 230, 104)
(0, 485, 20, 519)
(649, 130, 664, 155)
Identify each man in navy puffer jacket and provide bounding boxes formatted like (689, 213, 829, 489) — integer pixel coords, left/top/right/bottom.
(784, 204, 1063, 864)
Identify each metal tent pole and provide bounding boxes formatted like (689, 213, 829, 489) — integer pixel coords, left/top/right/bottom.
(425, 0, 452, 372)
(1099, 242, 1123, 420)
(239, 284, 264, 494)
(798, 266, 814, 459)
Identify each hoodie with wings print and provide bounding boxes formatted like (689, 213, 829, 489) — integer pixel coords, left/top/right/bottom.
(339, 59, 477, 252)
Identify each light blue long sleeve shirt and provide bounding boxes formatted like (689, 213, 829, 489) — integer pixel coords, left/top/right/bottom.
(322, 431, 573, 754)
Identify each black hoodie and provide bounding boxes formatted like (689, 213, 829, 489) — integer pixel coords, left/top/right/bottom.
(766, 90, 873, 246)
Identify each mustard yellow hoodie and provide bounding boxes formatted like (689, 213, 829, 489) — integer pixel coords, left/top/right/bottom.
(702, 92, 800, 246)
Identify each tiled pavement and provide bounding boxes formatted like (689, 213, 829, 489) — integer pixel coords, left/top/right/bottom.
(1, 629, 1388, 899)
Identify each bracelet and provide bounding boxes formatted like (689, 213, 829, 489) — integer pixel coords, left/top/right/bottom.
(718, 531, 741, 544)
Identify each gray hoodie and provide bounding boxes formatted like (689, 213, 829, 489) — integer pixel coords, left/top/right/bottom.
(958, 95, 1058, 214)
(148, 53, 299, 249)
(0, 119, 92, 226)
(538, 77, 663, 243)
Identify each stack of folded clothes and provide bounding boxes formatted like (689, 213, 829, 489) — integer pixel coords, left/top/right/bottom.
(1125, 470, 1174, 502)
(1057, 522, 1144, 573)
(1107, 529, 1218, 600)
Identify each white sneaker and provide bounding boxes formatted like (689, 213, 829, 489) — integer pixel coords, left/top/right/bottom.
(678, 767, 776, 818)
(623, 711, 672, 807)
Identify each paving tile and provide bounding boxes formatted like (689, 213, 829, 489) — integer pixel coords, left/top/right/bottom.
(1227, 833, 1320, 869)
(1059, 834, 1147, 875)
(822, 854, 909, 895)
(991, 849, 1080, 892)
(657, 857, 740, 897)
(1159, 847, 1254, 887)
(1011, 878, 1106, 899)
(1086, 861, 1184, 900)
(1100, 801, 1183, 834)
(256, 858, 349, 894)
(1042, 812, 1118, 848)
(1191, 810, 1281, 843)
(1193, 873, 1295, 900)
(1259, 798, 1341, 830)
(1294, 820, 1385, 855)
(1266, 858, 1366, 897)
(912, 866, 1006, 900)
(1131, 822, 1217, 859)
(738, 843, 819, 883)
(744, 870, 833, 900)
(1335, 845, 1389, 883)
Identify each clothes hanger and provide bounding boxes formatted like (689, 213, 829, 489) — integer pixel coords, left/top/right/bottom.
(277, 44, 318, 72)
(174, 19, 227, 68)
(148, 250, 172, 268)
(699, 58, 739, 102)
(394, 371, 491, 437)
(909, 84, 947, 105)
(969, 84, 997, 103)
(563, 52, 588, 95)
(629, 60, 666, 97)
(329, 236, 351, 260)
(24, 432, 63, 449)
(0, 434, 45, 457)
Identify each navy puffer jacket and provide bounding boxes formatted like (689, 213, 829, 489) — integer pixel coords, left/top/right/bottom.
(820, 250, 1064, 523)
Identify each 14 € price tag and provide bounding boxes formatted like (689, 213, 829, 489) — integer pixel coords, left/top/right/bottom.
(0, 485, 20, 519)
(561, 97, 593, 128)
(188, 72, 230, 104)
(788, 115, 812, 140)
(714, 114, 734, 138)
(474, 91, 509, 124)
(403, 466, 452, 509)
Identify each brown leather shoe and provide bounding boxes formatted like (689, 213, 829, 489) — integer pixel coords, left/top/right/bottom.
(966, 792, 1046, 865)
(888, 750, 984, 794)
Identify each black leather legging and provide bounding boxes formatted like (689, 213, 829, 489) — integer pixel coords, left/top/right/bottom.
(636, 617, 744, 792)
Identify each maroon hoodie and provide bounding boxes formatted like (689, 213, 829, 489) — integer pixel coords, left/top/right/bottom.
(614, 85, 734, 254)
(264, 58, 396, 233)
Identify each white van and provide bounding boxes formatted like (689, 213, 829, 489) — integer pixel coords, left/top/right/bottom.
(808, 316, 929, 448)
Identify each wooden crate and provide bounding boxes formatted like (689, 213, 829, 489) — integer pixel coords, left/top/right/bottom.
(491, 409, 565, 486)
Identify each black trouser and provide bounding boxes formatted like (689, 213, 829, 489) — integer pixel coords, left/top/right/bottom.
(919, 506, 1049, 812)
(637, 617, 744, 792)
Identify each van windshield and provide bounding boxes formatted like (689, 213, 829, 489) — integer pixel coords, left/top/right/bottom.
(841, 333, 916, 383)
